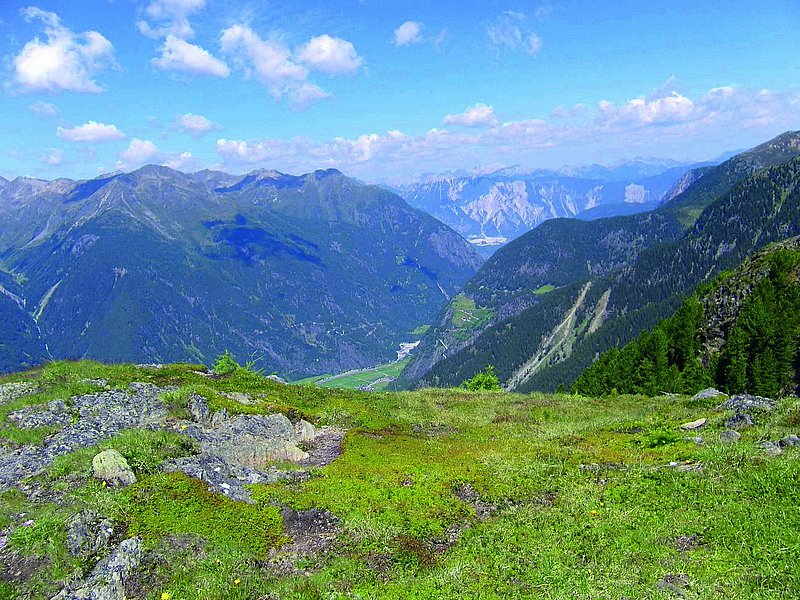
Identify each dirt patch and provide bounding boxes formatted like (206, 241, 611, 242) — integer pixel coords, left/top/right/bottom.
(300, 427, 345, 468)
(674, 534, 703, 553)
(454, 483, 498, 520)
(263, 508, 341, 576)
(0, 550, 49, 583)
(411, 423, 457, 437)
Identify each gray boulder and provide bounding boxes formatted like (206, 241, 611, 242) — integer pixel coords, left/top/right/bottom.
(92, 450, 136, 487)
(726, 412, 755, 429)
(208, 414, 307, 467)
(717, 394, 774, 412)
(719, 430, 741, 444)
(66, 511, 115, 559)
(779, 434, 800, 448)
(295, 419, 317, 443)
(759, 441, 783, 457)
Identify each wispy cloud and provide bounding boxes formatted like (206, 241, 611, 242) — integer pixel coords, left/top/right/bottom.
(152, 35, 230, 77)
(28, 100, 61, 119)
(487, 11, 542, 56)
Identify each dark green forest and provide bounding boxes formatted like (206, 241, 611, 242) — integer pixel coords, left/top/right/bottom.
(573, 246, 800, 397)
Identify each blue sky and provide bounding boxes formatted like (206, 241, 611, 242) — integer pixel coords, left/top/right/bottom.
(1, 0, 799, 182)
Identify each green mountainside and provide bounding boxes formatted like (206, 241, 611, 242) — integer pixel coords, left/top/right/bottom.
(0, 361, 799, 598)
(398, 131, 800, 392)
(574, 237, 800, 397)
(0, 167, 482, 377)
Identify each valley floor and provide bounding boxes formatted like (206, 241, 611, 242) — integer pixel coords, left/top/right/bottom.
(0, 361, 799, 599)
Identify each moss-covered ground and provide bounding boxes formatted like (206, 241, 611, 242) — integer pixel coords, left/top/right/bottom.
(1, 361, 799, 599)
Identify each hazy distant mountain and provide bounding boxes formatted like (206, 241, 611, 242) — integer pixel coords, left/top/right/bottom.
(0, 166, 482, 376)
(391, 158, 714, 248)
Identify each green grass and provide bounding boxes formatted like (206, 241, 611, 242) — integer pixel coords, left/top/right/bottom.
(411, 325, 431, 336)
(317, 358, 411, 390)
(450, 294, 494, 339)
(2, 360, 799, 599)
(534, 284, 556, 295)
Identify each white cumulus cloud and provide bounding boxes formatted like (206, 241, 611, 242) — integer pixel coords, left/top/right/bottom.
(296, 35, 364, 75)
(13, 7, 115, 93)
(597, 91, 696, 128)
(221, 24, 352, 107)
(57, 121, 125, 143)
(152, 35, 230, 77)
(394, 21, 423, 46)
(117, 138, 195, 171)
(174, 113, 219, 137)
(444, 103, 499, 127)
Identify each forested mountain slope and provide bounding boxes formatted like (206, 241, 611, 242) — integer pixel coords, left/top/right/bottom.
(398, 131, 800, 391)
(0, 167, 482, 376)
(574, 237, 800, 397)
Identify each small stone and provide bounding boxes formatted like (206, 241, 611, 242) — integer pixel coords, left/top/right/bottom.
(210, 408, 229, 428)
(222, 392, 254, 405)
(727, 412, 755, 429)
(779, 434, 800, 448)
(187, 393, 211, 425)
(719, 430, 741, 444)
(680, 418, 707, 431)
(92, 449, 136, 487)
(691, 388, 727, 402)
(759, 441, 783, 457)
(688, 436, 704, 445)
(295, 419, 317, 443)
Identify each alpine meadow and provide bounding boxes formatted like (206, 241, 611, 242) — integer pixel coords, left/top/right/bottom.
(1, 2, 799, 599)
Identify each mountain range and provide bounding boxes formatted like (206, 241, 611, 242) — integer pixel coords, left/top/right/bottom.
(397, 131, 800, 392)
(390, 158, 717, 249)
(0, 167, 481, 376)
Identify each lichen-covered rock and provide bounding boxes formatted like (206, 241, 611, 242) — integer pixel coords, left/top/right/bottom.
(53, 537, 143, 600)
(222, 391, 254, 405)
(66, 511, 115, 559)
(0, 384, 167, 491)
(295, 419, 317, 443)
(759, 441, 783, 457)
(717, 394, 774, 412)
(92, 450, 136, 487)
(779, 434, 800, 448)
(208, 414, 308, 467)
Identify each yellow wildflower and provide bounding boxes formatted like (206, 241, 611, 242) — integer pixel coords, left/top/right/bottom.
(161, 593, 171, 600)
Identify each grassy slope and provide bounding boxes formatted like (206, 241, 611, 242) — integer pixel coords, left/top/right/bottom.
(1, 361, 799, 599)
